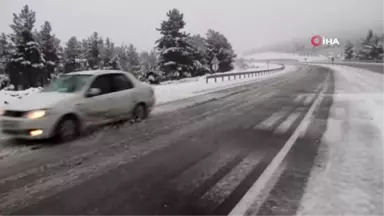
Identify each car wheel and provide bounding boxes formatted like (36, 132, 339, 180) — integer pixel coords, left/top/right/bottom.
(55, 116, 79, 142)
(132, 103, 147, 122)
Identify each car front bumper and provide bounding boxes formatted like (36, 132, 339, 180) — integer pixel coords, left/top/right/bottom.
(0, 115, 59, 140)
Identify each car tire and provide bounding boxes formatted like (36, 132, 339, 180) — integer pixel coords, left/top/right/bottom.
(54, 116, 79, 142)
(132, 103, 148, 122)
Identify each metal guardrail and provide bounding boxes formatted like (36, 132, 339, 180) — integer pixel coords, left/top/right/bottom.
(312, 60, 384, 64)
(206, 64, 285, 84)
(342, 60, 384, 63)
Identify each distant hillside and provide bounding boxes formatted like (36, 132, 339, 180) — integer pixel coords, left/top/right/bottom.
(243, 25, 383, 57)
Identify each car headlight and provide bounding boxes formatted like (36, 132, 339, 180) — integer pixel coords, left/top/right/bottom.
(24, 110, 47, 119)
(0, 109, 4, 116)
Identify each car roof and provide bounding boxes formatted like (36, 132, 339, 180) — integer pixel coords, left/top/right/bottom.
(66, 70, 128, 76)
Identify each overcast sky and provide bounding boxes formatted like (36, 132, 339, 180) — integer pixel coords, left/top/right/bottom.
(0, 0, 383, 53)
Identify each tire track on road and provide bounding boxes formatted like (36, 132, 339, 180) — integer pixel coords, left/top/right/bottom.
(0, 67, 309, 189)
(0, 72, 308, 214)
(0, 65, 327, 215)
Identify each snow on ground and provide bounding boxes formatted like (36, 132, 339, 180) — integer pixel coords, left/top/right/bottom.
(333, 61, 384, 66)
(307, 60, 384, 66)
(0, 63, 282, 107)
(159, 62, 281, 85)
(0, 63, 291, 140)
(243, 52, 328, 62)
(297, 64, 384, 215)
(155, 64, 295, 105)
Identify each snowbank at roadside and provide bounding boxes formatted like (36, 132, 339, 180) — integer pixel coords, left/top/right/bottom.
(0, 63, 287, 108)
(155, 65, 296, 105)
(297, 64, 384, 215)
(159, 62, 281, 85)
(243, 52, 328, 62)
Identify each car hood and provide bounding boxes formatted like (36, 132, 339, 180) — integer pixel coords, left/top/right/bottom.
(3, 92, 77, 111)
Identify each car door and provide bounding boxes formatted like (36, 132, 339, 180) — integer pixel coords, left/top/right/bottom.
(110, 73, 137, 120)
(76, 74, 116, 126)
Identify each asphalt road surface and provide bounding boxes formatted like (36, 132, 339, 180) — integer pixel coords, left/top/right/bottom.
(0, 65, 334, 215)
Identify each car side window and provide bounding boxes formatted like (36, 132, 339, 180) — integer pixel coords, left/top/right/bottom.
(111, 74, 134, 92)
(88, 75, 113, 96)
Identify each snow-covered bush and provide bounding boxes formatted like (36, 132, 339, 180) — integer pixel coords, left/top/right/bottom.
(0, 74, 10, 90)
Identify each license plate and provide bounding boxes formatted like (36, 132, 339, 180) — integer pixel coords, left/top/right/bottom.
(1, 120, 20, 129)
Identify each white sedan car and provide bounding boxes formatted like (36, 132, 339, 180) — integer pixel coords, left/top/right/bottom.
(0, 70, 156, 141)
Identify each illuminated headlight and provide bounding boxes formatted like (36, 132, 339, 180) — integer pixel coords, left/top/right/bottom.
(24, 110, 47, 119)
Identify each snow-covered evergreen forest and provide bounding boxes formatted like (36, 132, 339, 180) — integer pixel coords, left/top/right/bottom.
(343, 29, 383, 61)
(0, 6, 237, 90)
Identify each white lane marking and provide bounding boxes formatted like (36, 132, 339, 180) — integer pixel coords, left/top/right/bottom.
(243, 161, 288, 215)
(304, 94, 316, 105)
(228, 81, 327, 216)
(254, 110, 287, 130)
(294, 94, 304, 103)
(299, 116, 314, 138)
(170, 147, 241, 194)
(274, 112, 301, 135)
(197, 152, 263, 209)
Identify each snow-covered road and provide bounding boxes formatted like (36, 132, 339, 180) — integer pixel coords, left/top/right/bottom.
(0, 63, 291, 143)
(154, 64, 292, 105)
(1, 63, 382, 215)
(297, 64, 384, 215)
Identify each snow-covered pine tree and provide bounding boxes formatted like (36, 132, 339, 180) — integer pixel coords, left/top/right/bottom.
(139, 50, 158, 70)
(189, 34, 210, 76)
(0, 33, 11, 87)
(126, 44, 140, 76)
(100, 37, 117, 69)
(85, 32, 103, 70)
(37, 21, 60, 84)
(0, 33, 12, 74)
(148, 49, 158, 67)
(115, 44, 129, 71)
(205, 29, 237, 72)
(64, 36, 82, 73)
(370, 34, 384, 60)
(344, 41, 355, 60)
(357, 29, 375, 60)
(0, 74, 10, 90)
(156, 8, 195, 79)
(138, 49, 159, 81)
(8, 5, 45, 89)
(356, 30, 384, 61)
(54, 37, 64, 75)
(107, 55, 120, 70)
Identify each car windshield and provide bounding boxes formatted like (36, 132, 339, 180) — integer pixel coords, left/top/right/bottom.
(42, 74, 92, 93)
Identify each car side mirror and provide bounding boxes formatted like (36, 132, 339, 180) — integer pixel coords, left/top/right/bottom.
(86, 88, 101, 97)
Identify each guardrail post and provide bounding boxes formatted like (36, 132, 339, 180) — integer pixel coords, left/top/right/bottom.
(214, 77, 217, 82)
(222, 76, 224, 81)
(206, 77, 208, 84)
